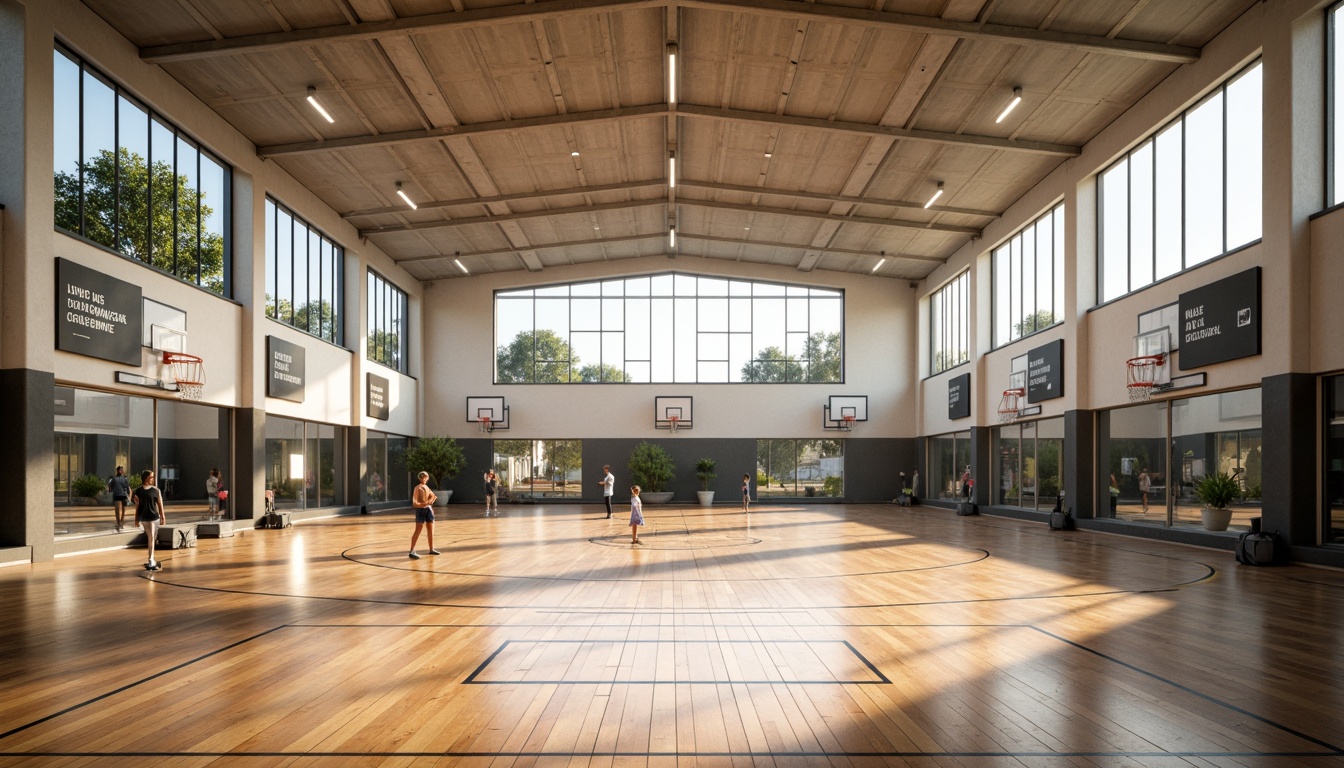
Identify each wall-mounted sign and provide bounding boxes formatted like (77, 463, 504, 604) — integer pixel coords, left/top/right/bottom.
(948, 372, 971, 420)
(267, 336, 306, 402)
(367, 373, 389, 420)
(55, 259, 142, 366)
(1026, 339, 1064, 403)
(1178, 267, 1261, 370)
(54, 386, 76, 416)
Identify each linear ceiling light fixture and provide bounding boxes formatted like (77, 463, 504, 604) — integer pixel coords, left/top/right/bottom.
(668, 153, 676, 188)
(306, 86, 335, 123)
(454, 251, 469, 275)
(667, 43, 678, 105)
(668, 226, 677, 249)
(995, 86, 1023, 124)
(396, 182, 417, 210)
(923, 181, 944, 209)
(872, 251, 887, 273)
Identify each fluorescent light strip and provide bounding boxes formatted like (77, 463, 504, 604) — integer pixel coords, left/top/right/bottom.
(396, 184, 418, 210)
(454, 258, 469, 275)
(923, 182, 944, 209)
(872, 258, 886, 273)
(669, 228, 677, 248)
(995, 87, 1022, 124)
(306, 87, 335, 123)
(668, 50, 677, 105)
(669, 155, 676, 188)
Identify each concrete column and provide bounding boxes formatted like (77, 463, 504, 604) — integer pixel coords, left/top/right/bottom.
(969, 425, 992, 506)
(1261, 373, 1315, 545)
(233, 409, 265, 522)
(1064, 409, 1095, 519)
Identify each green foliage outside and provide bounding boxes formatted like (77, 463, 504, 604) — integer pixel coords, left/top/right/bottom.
(933, 348, 969, 373)
(1194, 471, 1242, 509)
(72, 474, 106, 501)
(55, 148, 225, 293)
(629, 442, 675, 493)
(267, 297, 339, 343)
(403, 437, 466, 490)
(695, 458, 717, 491)
(368, 328, 402, 369)
(496, 330, 584, 383)
(547, 440, 583, 485)
(1013, 310, 1057, 338)
(740, 332, 841, 383)
(822, 476, 843, 497)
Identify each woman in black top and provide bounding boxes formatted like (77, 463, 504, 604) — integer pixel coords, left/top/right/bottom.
(132, 470, 166, 571)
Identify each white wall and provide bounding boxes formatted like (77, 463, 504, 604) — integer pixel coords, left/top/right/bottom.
(422, 254, 919, 440)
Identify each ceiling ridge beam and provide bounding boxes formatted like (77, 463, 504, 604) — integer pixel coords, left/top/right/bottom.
(258, 104, 667, 157)
(680, 180, 1000, 218)
(684, 233, 944, 263)
(361, 199, 667, 235)
(678, 199, 981, 235)
(676, 0, 1199, 63)
(401, 233, 665, 264)
(678, 104, 1079, 156)
(141, 0, 1197, 64)
(345, 180, 666, 218)
(141, 0, 666, 63)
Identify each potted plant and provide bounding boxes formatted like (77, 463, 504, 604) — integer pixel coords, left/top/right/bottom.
(72, 474, 106, 505)
(403, 436, 466, 505)
(695, 458, 717, 507)
(629, 441, 675, 504)
(1194, 471, 1240, 531)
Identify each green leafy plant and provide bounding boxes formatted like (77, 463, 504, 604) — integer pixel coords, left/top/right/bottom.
(822, 476, 843, 497)
(72, 474, 106, 501)
(1194, 471, 1241, 510)
(403, 437, 466, 490)
(629, 442, 675, 493)
(695, 458, 717, 491)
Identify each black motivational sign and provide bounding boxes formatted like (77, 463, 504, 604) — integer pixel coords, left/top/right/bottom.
(948, 372, 971, 420)
(1178, 267, 1261, 370)
(1026, 339, 1064, 403)
(55, 259, 142, 366)
(367, 373, 389, 420)
(267, 336, 306, 402)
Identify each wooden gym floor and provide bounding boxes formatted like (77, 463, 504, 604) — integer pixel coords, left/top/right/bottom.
(2, 503, 1343, 768)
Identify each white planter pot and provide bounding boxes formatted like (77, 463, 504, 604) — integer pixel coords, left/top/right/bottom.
(697, 491, 715, 507)
(433, 490, 453, 506)
(642, 491, 674, 504)
(1200, 506, 1232, 531)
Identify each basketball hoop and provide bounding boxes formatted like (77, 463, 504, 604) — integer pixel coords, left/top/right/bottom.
(479, 416, 493, 433)
(997, 387, 1025, 424)
(163, 352, 205, 401)
(669, 415, 679, 433)
(1127, 354, 1164, 402)
(840, 415, 856, 431)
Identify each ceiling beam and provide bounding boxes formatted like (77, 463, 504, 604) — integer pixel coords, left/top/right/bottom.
(361, 199, 667, 235)
(344, 179, 666, 218)
(678, 200, 982, 235)
(399, 233, 664, 264)
(141, 0, 1197, 65)
(679, 234, 946, 263)
(676, 104, 1080, 157)
(257, 104, 667, 157)
(258, 102, 1075, 158)
(680, 180, 1000, 218)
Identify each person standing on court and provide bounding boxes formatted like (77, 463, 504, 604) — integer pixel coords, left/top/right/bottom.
(132, 470, 165, 571)
(206, 468, 221, 519)
(108, 466, 131, 532)
(742, 473, 751, 513)
(1139, 468, 1151, 513)
(483, 470, 499, 516)
(598, 464, 615, 518)
(960, 465, 973, 500)
(629, 485, 644, 544)
(408, 471, 439, 559)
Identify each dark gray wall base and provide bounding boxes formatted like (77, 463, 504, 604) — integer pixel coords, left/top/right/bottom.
(1284, 545, 1344, 568)
(1079, 518, 1238, 550)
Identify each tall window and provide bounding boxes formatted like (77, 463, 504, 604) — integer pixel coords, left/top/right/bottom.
(930, 271, 970, 374)
(53, 44, 231, 295)
(494, 272, 843, 384)
(265, 197, 343, 345)
(756, 439, 844, 498)
(993, 203, 1064, 348)
(1098, 61, 1262, 303)
(491, 439, 583, 499)
(993, 418, 1064, 510)
(1331, 3, 1344, 205)
(368, 270, 408, 372)
(927, 431, 971, 500)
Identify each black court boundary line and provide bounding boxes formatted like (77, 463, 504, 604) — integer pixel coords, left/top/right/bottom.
(460, 639, 890, 685)
(0, 625, 288, 742)
(0, 622, 1337, 759)
(340, 540, 993, 582)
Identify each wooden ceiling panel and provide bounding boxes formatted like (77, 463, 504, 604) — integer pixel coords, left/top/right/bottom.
(81, 0, 232, 46)
(168, 58, 278, 106)
(762, 131, 870, 193)
(256, 0, 352, 31)
(468, 24, 563, 119)
(829, 29, 928, 125)
(785, 21, 871, 120)
(548, 9, 662, 111)
(417, 31, 512, 124)
(393, 144, 480, 200)
(212, 99, 321, 146)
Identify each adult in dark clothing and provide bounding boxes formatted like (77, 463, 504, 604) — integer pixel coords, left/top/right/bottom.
(132, 470, 166, 570)
(108, 466, 131, 532)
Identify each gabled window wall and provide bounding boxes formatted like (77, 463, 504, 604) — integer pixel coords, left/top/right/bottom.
(993, 203, 1065, 348)
(494, 272, 843, 384)
(264, 197, 344, 346)
(368, 270, 408, 373)
(1098, 61, 1262, 303)
(929, 271, 970, 375)
(53, 43, 231, 295)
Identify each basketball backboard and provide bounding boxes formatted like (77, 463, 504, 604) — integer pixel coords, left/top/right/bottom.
(466, 396, 509, 430)
(143, 298, 187, 350)
(1133, 328, 1171, 387)
(655, 396, 693, 430)
(823, 395, 867, 430)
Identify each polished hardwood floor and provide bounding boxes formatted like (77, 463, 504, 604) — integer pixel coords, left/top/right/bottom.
(2, 502, 1343, 767)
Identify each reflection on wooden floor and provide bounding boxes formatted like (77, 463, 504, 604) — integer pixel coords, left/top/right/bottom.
(3, 502, 1343, 767)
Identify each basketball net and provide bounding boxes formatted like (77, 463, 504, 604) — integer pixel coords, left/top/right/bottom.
(479, 416, 493, 433)
(841, 415, 856, 431)
(163, 352, 206, 401)
(997, 387, 1025, 424)
(669, 415, 679, 433)
(1126, 354, 1163, 402)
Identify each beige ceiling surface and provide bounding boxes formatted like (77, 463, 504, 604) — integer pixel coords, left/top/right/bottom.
(82, 0, 1256, 282)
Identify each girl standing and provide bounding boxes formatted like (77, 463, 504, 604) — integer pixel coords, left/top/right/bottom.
(132, 470, 166, 571)
(742, 473, 751, 513)
(108, 466, 131, 532)
(629, 485, 644, 544)
(484, 470, 499, 516)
